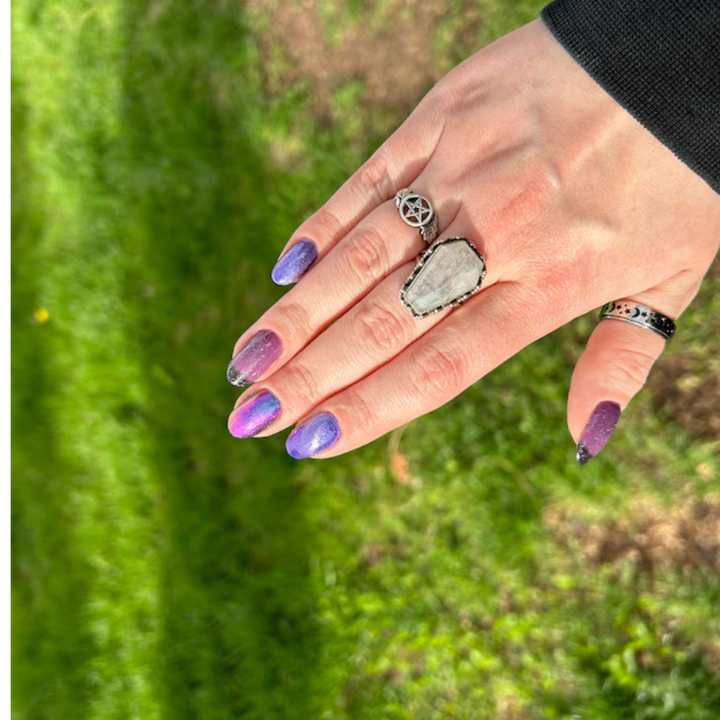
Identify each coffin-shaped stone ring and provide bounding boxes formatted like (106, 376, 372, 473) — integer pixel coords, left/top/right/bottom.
(399, 237, 487, 319)
(395, 188, 438, 244)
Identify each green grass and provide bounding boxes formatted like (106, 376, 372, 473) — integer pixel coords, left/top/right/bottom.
(12, 1, 720, 718)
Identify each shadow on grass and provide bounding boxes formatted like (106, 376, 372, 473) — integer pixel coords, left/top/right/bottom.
(120, 2, 328, 716)
(12, 80, 97, 720)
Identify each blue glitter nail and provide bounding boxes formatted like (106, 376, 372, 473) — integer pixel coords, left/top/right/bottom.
(271, 239, 318, 286)
(229, 390, 282, 438)
(286, 412, 341, 459)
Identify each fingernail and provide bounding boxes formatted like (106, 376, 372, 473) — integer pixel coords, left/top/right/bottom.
(286, 412, 341, 459)
(576, 401, 621, 465)
(271, 239, 318, 285)
(226, 330, 282, 387)
(229, 389, 282, 438)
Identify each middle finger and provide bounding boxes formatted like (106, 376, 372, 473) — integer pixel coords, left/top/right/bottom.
(229, 233, 502, 437)
(226, 195, 446, 387)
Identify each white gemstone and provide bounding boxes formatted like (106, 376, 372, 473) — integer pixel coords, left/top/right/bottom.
(403, 239, 485, 316)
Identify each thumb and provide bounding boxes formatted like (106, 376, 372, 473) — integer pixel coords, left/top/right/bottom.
(568, 299, 674, 465)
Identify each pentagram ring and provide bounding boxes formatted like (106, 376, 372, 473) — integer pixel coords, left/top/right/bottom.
(394, 189, 438, 244)
(599, 300, 676, 340)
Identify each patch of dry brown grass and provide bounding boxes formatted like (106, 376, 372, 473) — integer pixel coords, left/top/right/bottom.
(545, 497, 720, 575)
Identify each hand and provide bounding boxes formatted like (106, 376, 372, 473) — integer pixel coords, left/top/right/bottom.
(225, 19, 720, 462)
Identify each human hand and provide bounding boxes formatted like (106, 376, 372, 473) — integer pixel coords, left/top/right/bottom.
(226, 19, 720, 462)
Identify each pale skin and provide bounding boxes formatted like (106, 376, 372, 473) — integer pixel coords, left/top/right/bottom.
(228, 19, 720, 458)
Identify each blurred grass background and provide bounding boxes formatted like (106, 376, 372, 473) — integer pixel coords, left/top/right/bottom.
(11, 1, 720, 718)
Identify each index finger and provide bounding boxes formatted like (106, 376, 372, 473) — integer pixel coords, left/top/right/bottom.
(270, 95, 447, 282)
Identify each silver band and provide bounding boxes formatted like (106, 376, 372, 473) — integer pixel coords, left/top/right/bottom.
(599, 300, 676, 340)
(394, 188, 437, 244)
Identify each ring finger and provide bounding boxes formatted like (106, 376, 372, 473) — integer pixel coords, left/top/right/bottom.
(226, 192, 454, 386)
(282, 278, 541, 459)
(228, 229, 503, 439)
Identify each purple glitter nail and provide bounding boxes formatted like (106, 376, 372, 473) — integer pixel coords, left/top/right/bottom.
(226, 330, 282, 387)
(229, 390, 282, 438)
(286, 412, 341, 459)
(577, 401, 621, 465)
(271, 239, 318, 286)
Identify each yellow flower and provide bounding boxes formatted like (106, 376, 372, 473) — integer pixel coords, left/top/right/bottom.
(34, 308, 50, 324)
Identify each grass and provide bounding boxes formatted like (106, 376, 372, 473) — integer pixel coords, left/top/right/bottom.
(12, 1, 720, 718)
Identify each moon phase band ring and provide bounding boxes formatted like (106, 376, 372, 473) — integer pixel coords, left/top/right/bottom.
(599, 300, 676, 340)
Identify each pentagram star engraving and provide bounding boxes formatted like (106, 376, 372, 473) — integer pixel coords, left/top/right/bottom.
(400, 194, 433, 228)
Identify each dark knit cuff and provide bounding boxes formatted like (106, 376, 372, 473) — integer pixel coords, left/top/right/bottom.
(541, 0, 720, 194)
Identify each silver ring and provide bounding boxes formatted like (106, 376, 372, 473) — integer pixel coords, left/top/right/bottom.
(394, 188, 438, 244)
(399, 237, 486, 319)
(599, 300, 676, 340)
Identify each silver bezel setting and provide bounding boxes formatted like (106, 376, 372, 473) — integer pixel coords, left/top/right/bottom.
(399, 237, 487, 319)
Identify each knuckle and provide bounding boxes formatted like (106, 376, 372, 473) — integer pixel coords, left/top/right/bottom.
(526, 258, 583, 310)
(344, 226, 388, 283)
(305, 208, 343, 244)
(547, 266, 579, 305)
(481, 151, 556, 238)
(341, 386, 375, 430)
(354, 302, 406, 356)
(409, 340, 468, 399)
(608, 345, 657, 388)
(276, 301, 313, 339)
(358, 153, 391, 205)
(279, 361, 317, 405)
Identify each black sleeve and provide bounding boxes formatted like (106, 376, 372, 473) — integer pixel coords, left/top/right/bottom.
(541, 0, 720, 194)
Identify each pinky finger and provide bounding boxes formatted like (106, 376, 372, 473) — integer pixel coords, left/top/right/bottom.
(284, 282, 545, 459)
(567, 300, 674, 465)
